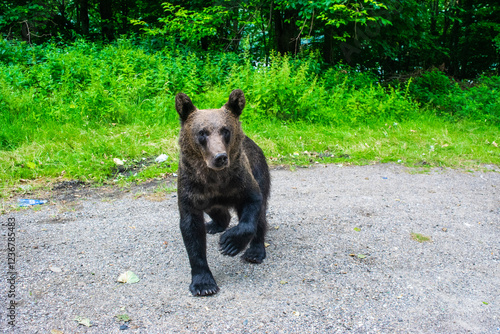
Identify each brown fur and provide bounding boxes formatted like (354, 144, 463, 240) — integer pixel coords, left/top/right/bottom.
(175, 89, 270, 296)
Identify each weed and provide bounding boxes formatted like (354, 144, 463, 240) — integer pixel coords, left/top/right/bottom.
(411, 232, 432, 243)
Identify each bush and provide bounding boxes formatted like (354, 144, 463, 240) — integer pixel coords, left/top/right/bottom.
(410, 70, 459, 104)
(409, 70, 500, 125)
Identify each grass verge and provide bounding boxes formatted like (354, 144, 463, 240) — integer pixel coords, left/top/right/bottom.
(1, 115, 499, 198)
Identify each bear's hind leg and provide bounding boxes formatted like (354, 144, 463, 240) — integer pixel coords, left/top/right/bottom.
(205, 207, 231, 234)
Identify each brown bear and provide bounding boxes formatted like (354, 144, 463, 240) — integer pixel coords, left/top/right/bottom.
(175, 89, 270, 296)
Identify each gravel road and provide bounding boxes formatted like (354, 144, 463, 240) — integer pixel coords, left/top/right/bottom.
(1, 164, 499, 333)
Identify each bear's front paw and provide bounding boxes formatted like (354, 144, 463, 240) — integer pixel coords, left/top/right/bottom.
(219, 225, 255, 256)
(205, 220, 226, 234)
(190, 273, 219, 296)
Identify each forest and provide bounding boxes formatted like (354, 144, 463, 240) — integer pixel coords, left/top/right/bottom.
(2, 0, 500, 78)
(0, 0, 499, 192)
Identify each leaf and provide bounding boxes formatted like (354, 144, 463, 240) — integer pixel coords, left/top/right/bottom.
(353, 227, 361, 232)
(117, 271, 140, 284)
(483, 301, 489, 305)
(411, 232, 431, 243)
(116, 314, 131, 322)
(264, 242, 270, 248)
(26, 162, 36, 169)
(280, 280, 288, 285)
(51, 330, 64, 334)
(74, 316, 91, 327)
(357, 254, 367, 259)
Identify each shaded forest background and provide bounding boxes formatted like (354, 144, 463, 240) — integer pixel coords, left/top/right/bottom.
(1, 0, 499, 79)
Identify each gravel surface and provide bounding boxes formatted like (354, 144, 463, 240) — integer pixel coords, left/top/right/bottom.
(1, 164, 499, 333)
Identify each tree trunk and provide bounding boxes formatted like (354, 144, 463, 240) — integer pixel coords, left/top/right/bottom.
(80, 0, 89, 36)
(99, 0, 114, 41)
(273, 8, 299, 55)
(457, 0, 474, 78)
(323, 24, 335, 64)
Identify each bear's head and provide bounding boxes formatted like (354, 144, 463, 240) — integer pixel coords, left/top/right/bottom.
(175, 89, 246, 171)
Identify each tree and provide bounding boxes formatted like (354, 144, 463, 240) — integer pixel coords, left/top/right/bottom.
(80, 0, 89, 35)
(99, 0, 114, 41)
(1, 0, 498, 78)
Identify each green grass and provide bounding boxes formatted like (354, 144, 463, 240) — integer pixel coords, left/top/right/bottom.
(1, 115, 499, 198)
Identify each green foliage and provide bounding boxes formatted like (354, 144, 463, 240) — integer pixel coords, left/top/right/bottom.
(1, 39, 498, 153)
(1, 38, 499, 193)
(131, 3, 228, 49)
(2, 1, 499, 80)
(410, 70, 457, 104)
(409, 71, 500, 125)
(229, 53, 417, 124)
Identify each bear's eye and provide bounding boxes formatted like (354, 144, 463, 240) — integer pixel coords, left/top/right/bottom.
(197, 130, 208, 145)
(221, 128, 231, 143)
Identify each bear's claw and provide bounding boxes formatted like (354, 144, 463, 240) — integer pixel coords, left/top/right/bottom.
(219, 226, 254, 256)
(242, 244, 266, 263)
(205, 220, 226, 234)
(190, 274, 219, 296)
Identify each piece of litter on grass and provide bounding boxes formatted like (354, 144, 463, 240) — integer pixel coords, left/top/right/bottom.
(74, 316, 91, 327)
(18, 199, 47, 207)
(155, 154, 168, 163)
(51, 330, 64, 334)
(113, 158, 124, 166)
(117, 271, 140, 284)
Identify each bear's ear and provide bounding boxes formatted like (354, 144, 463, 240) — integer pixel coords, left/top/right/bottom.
(175, 93, 197, 122)
(224, 89, 245, 117)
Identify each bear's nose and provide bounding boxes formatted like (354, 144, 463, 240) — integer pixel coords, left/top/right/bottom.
(213, 153, 228, 168)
